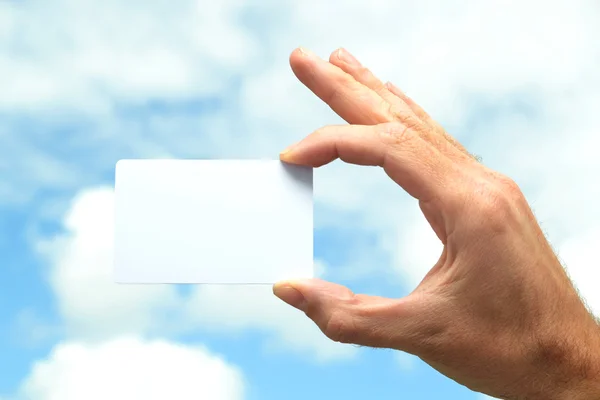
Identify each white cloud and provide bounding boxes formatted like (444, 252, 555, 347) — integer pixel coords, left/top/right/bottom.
(0, 3, 598, 400)
(36, 188, 181, 340)
(0, 0, 257, 112)
(394, 351, 418, 371)
(4, 0, 600, 349)
(36, 187, 356, 360)
(11, 309, 63, 348)
(391, 208, 444, 288)
(220, 0, 600, 305)
(557, 228, 600, 317)
(10, 337, 244, 400)
(181, 284, 356, 362)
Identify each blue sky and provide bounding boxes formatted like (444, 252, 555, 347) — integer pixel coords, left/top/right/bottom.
(1, 1, 599, 399)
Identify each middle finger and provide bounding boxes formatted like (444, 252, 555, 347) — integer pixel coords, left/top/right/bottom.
(290, 47, 395, 125)
(329, 48, 474, 162)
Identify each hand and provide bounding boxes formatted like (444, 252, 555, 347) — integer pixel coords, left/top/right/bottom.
(273, 47, 600, 400)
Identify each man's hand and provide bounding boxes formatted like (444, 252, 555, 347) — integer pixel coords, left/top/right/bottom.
(272, 47, 600, 399)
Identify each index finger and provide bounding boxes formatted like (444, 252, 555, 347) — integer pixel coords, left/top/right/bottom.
(281, 123, 459, 203)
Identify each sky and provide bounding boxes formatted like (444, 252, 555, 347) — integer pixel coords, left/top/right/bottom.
(0, 0, 599, 399)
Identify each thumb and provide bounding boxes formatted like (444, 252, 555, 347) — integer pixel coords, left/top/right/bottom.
(273, 278, 431, 351)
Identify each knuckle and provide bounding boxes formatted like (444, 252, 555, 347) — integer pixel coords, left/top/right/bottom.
(323, 311, 356, 344)
(380, 97, 395, 120)
(495, 174, 523, 201)
(477, 185, 511, 216)
(377, 122, 415, 146)
(389, 105, 423, 129)
(467, 170, 527, 228)
(471, 182, 522, 232)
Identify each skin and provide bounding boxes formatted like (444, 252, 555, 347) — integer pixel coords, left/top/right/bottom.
(272, 47, 600, 399)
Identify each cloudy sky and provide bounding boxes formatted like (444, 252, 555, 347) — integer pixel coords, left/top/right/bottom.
(1, 0, 599, 399)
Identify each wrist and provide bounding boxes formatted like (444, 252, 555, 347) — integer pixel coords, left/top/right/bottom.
(557, 322, 600, 400)
(533, 314, 600, 400)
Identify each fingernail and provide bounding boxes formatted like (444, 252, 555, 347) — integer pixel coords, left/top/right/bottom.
(280, 142, 298, 158)
(298, 47, 313, 57)
(273, 282, 306, 311)
(337, 48, 360, 66)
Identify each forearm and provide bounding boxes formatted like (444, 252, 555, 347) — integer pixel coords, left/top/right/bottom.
(533, 308, 600, 400)
(558, 322, 600, 400)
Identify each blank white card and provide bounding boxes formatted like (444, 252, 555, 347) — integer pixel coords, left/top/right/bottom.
(114, 159, 314, 284)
